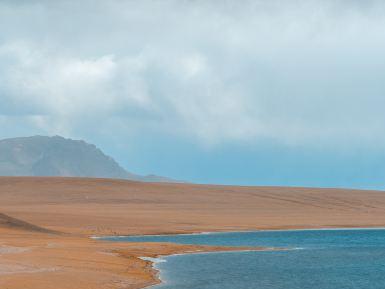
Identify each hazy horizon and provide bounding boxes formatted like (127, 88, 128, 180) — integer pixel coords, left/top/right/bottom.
(1, 0, 385, 189)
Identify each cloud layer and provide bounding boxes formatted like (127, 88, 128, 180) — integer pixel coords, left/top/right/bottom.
(1, 0, 385, 149)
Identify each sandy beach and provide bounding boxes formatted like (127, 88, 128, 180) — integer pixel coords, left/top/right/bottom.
(2, 176, 385, 288)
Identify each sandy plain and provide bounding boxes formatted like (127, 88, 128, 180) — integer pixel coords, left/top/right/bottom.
(1, 176, 385, 288)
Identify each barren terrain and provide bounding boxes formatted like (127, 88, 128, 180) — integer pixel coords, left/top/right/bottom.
(1, 177, 385, 289)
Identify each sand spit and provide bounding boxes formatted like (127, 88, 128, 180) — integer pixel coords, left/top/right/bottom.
(0, 226, 262, 289)
(2, 176, 385, 288)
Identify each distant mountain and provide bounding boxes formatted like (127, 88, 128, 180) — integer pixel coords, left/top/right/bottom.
(0, 135, 176, 182)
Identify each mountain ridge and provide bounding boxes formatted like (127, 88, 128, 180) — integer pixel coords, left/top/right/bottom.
(0, 135, 176, 182)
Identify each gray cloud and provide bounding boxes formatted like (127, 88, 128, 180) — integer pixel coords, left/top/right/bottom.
(1, 0, 385, 148)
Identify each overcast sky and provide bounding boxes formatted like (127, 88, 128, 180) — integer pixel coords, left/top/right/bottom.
(1, 0, 385, 188)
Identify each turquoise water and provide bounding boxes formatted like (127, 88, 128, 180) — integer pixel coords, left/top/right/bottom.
(103, 229, 385, 289)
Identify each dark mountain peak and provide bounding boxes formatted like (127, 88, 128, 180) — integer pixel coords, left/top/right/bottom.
(0, 135, 176, 182)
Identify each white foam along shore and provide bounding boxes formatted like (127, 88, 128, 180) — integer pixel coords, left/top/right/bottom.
(91, 231, 215, 239)
(140, 256, 167, 264)
(139, 256, 167, 287)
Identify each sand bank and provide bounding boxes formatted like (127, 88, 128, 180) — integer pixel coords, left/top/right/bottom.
(0, 227, 263, 289)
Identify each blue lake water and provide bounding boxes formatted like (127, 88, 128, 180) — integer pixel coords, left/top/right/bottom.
(102, 229, 385, 289)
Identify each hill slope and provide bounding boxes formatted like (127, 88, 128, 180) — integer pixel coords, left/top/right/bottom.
(1, 177, 385, 235)
(0, 212, 55, 233)
(0, 136, 173, 182)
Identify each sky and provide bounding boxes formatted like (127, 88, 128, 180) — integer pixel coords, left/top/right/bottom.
(1, 0, 385, 189)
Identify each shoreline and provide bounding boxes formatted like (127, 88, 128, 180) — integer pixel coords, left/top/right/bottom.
(131, 247, 276, 289)
(108, 226, 385, 289)
(94, 225, 385, 239)
(115, 245, 270, 289)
